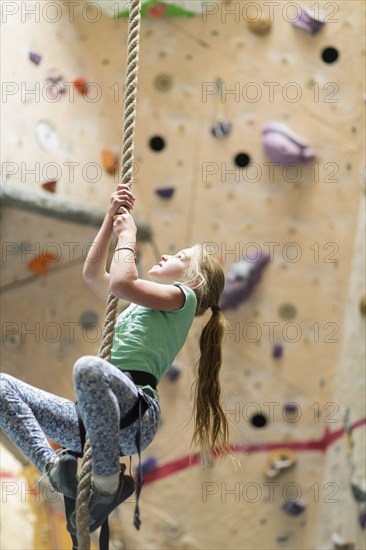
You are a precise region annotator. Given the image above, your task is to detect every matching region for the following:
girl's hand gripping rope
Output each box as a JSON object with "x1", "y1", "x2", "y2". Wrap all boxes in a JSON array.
[{"x1": 108, "y1": 184, "x2": 135, "y2": 220}]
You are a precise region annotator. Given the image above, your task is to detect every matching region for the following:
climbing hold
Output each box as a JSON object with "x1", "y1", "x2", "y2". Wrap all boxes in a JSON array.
[
  {"x1": 140, "y1": 456, "x2": 158, "y2": 474},
  {"x1": 282, "y1": 500, "x2": 306, "y2": 516},
  {"x1": 262, "y1": 121, "x2": 315, "y2": 165},
  {"x1": 165, "y1": 523, "x2": 183, "y2": 540},
  {"x1": 350, "y1": 478, "x2": 366, "y2": 504},
  {"x1": 211, "y1": 120, "x2": 232, "y2": 139},
  {"x1": 264, "y1": 448, "x2": 297, "y2": 478},
  {"x1": 359, "y1": 293, "x2": 366, "y2": 315},
  {"x1": 278, "y1": 303, "x2": 296, "y2": 320},
  {"x1": 284, "y1": 402, "x2": 299, "y2": 416},
  {"x1": 73, "y1": 77, "x2": 88, "y2": 95},
  {"x1": 276, "y1": 531, "x2": 295, "y2": 547},
  {"x1": 147, "y1": 2, "x2": 167, "y2": 18},
  {"x1": 154, "y1": 73, "x2": 173, "y2": 92},
  {"x1": 331, "y1": 533, "x2": 356, "y2": 550},
  {"x1": 220, "y1": 253, "x2": 270, "y2": 310},
  {"x1": 45, "y1": 70, "x2": 66, "y2": 99},
  {"x1": 36, "y1": 120, "x2": 60, "y2": 152},
  {"x1": 359, "y1": 511, "x2": 366, "y2": 530},
  {"x1": 29, "y1": 51, "x2": 42, "y2": 65},
  {"x1": 27, "y1": 253, "x2": 58, "y2": 276},
  {"x1": 101, "y1": 149, "x2": 119, "y2": 175},
  {"x1": 292, "y1": 7, "x2": 325, "y2": 35},
  {"x1": 247, "y1": 15, "x2": 271, "y2": 35},
  {"x1": 165, "y1": 363, "x2": 181, "y2": 382},
  {"x1": 4, "y1": 331, "x2": 22, "y2": 351},
  {"x1": 79, "y1": 311, "x2": 99, "y2": 329},
  {"x1": 41, "y1": 181, "x2": 57, "y2": 193},
  {"x1": 272, "y1": 343, "x2": 283, "y2": 359},
  {"x1": 155, "y1": 187, "x2": 175, "y2": 199}
]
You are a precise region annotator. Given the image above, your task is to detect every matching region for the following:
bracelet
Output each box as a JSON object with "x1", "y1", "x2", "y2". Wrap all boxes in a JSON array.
[{"x1": 114, "y1": 246, "x2": 137, "y2": 260}]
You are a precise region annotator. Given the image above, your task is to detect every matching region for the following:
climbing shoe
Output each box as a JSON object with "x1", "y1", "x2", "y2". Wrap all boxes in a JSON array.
[
  {"x1": 46, "y1": 453, "x2": 79, "y2": 500},
  {"x1": 68, "y1": 464, "x2": 135, "y2": 534}
]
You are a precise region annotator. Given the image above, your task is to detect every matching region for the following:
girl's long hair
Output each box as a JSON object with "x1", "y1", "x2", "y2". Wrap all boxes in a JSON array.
[{"x1": 182, "y1": 243, "x2": 230, "y2": 460}]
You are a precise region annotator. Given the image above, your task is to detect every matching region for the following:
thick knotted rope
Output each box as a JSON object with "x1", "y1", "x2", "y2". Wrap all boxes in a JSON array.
[{"x1": 75, "y1": 1, "x2": 142, "y2": 548}]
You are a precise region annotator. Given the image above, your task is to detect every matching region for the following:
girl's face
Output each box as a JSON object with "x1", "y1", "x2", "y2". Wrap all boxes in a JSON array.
[{"x1": 148, "y1": 248, "x2": 194, "y2": 284}]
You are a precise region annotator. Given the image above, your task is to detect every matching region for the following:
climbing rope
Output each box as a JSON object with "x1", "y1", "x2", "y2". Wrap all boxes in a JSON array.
[{"x1": 75, "y1": 1, "x2": 142, "y2": 548}]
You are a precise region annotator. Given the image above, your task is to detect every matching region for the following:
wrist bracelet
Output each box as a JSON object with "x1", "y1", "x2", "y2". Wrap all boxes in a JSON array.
[{"x1": 114, "y1": 246, "x2": 137, "y2": 260}]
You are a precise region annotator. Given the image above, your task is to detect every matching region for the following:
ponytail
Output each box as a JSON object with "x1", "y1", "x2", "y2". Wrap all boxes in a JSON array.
[
  {"x1": 191, "y1": 307, "x2": 230, "y2": 459},
  {"x1": 182, "y1": 243, "x2": 230, "y2": 460}
]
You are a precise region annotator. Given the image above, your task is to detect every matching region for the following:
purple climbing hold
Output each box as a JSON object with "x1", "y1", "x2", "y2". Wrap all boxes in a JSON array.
[
  {"x1": 284, "y1": 403, "x2": 298, "y2": 415},
  {"x1": 211, "y1": 120, "x2": 232, "y2": 139},
  {"x1": 165, "y1": 363, "x2": 181, "y2": 382},
  {"x1": 262, "y1": 121, "x2": 315, "y2": 165},
  {"x1": 155, "y1": 187, "x2": 175, "y2": 199},
  {"x1": 140, "y1": 456, "x2": 158, "y2": 475},
  {"x1": 29, "y1": 52, "x2": 42, "y2": 65},
  {"x1": 292, "y1": 7, "x2": 325, "y2": 35},
  {"x1": 282, "y1": 500, "x2": 306, "y2": 516},
  {"x1": 272, "y1": 343, "x2": 283, "y2": 359},
  {"x1": 359, "y1": 511, "x2": 366, "y2": 530},
  {"x1": 219, "y1": 252, "x2": 270, "y2": 311}
]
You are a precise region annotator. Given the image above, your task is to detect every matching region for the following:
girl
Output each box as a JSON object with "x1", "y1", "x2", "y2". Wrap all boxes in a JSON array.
[{"x1": 0, "y1": 184, "x2": 229, "y2": 531}]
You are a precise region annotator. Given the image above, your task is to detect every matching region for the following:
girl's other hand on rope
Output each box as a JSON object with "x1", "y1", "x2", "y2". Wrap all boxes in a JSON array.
[
  {"x1": 113, "y1": 206, "x2": 137, "y2": 238},
  {"x1": 108, "y1": 185, "x2": 135, "y2": 219}
]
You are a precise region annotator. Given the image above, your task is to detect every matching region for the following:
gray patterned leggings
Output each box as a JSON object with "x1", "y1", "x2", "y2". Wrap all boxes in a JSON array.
[{"x1": 0, "y1": 356, "x2": 160, "y2": 476}]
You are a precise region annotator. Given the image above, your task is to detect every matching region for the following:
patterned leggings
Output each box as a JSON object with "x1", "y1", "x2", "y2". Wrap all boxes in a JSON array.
[{"x1": 0, "y1": 356, "x2": 160, "y2": 476}]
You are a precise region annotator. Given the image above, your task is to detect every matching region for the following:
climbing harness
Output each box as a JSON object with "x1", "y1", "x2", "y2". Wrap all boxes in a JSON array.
[{"x1": 64, "y1": 371, "x2": 157, "y2": 549}]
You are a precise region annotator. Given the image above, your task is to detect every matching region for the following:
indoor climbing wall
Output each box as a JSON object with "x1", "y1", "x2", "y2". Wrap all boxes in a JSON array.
[{"x1": 1, "y1": 1, "x2": 365, "y2": 549}]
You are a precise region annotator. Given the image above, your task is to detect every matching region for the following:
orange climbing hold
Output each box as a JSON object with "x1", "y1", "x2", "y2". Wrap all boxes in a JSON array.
[
  {"x1": 27, "y1": 253, "x2": 58, "y2": 276},
  {"x1": 73, "y1": 77, "x2": 88, "y2": 95},
  {"x1": 264, "y1": 448, "x2": 297, "y2": 478},
  {"x1": 101, "y1": 149, "x2": 119, "y2": 175}
]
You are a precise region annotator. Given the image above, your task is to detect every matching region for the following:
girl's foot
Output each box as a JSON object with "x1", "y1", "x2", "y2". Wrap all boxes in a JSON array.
[
  {"x1": 45, "y1": 453, "x2": 79, "y2": 499},
  {"x1": 68, "y1": 465, "x2": 135, "y2": 534}
]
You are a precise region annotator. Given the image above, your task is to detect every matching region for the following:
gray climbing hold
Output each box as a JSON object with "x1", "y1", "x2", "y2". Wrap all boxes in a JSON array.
[{"x1": 211, "y1": 120, "x2": 232, "y2": 139}]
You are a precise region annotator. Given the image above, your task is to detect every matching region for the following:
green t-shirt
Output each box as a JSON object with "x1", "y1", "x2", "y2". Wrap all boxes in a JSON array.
[{"x1": 110, "y1": 282, "x2": 197, "y2": 401}]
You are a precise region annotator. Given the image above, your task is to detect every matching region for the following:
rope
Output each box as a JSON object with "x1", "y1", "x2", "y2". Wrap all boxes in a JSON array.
[{"x1": 75, "y1": 1, "x2": 142, "y2": 548}]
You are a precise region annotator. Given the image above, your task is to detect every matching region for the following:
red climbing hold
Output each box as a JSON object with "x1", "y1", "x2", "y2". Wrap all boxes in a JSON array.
[
  {"x1": 147, "y1": 2, "x2": 167, "y2": 18},
  {"x1": 73, "y1": 77, "x2": 88, "y2": 95},
  {"x1": 41, "y1": 181, "x2": 57, "y2": 193}
]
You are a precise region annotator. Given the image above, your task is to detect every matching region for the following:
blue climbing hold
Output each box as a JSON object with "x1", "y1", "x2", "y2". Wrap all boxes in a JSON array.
[
  {"x1": 272, "y1": 343, "x2": 283, "y2": 359},
  {"x1": 155, "y1": 187, "x2": 175, "y2": 199},
  {"x1": 282, "y1": 500, "x2": 306, "y2": 516},
  {"x1": 140, "y1": 456, "x2": 158, "y2": 475}
]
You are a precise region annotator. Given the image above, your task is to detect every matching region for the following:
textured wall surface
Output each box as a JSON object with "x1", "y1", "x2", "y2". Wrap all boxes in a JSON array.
[{"x1": 1, "y1": 1, "x2": 365, "y2": 549}]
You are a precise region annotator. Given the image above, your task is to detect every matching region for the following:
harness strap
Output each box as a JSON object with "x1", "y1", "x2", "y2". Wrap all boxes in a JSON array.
[{"x1": 66, "y1": 377, "x2": 155, "y2": 548}]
